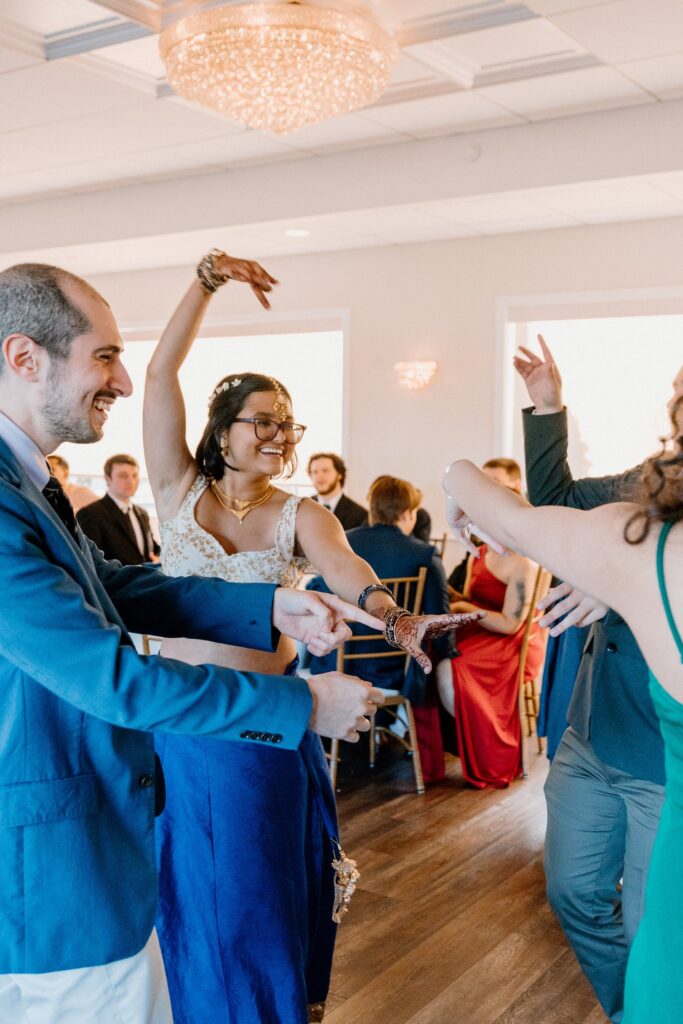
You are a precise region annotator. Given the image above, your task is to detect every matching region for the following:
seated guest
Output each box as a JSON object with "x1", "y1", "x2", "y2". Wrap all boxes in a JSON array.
[
  {"x1": 436, "y1": 458, "x2": 544, "y2": 788},
  {"x1": 77, "y1": 453, "x2": 160, "y2": 564},
  {"x1": 370, "y1": 474, "x2": 433, "y2": 543},
  {"x1": 308, "y1": 475, "x2": 453, "y2": 700},
  {"x1": 307, "y1": 451, "x2": 368, "y2": 529},
  {"x1": 47, "y1": 453, "x2": 98, "y2": 512}
]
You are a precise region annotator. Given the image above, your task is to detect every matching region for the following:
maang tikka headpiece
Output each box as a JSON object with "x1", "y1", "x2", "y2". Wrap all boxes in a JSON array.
[{"x1": 269, "y1": 377, "x2": 288, "y2": 419}]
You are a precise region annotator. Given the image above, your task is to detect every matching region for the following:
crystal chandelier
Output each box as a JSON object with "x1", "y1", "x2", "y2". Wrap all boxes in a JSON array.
[{"x1": 159, "y1": 2, "x2": 399, "y2": 135}]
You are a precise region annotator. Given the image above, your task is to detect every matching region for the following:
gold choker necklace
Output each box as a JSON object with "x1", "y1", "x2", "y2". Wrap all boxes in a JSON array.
[{"x1": 210, "y1": 481, "x2": 274, "y2": 524}]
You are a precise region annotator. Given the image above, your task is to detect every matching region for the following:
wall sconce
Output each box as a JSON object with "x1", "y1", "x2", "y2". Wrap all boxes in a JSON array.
[{"x1": 394, "y1": 360, "x2": 438, "y2": 390}]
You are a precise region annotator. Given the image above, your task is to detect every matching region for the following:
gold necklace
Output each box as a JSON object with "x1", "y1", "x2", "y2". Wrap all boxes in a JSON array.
[{"x1": 210, "y1": 480, "x2": 274, "y2": 524}]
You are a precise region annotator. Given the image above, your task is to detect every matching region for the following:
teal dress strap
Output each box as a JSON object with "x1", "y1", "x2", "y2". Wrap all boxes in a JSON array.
[{"x1": 656, "y1": 521, "x2": 683, "y2": 662}]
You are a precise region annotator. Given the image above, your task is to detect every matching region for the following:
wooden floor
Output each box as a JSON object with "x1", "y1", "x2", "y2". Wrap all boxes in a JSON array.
[{"x1": 325, "y1": 740, "x2": 608, "y2": 1024}]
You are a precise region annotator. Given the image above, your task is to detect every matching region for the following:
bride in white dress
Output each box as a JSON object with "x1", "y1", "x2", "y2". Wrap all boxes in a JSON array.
[{"x1": 143, "y1": 248, "x2": 478, "y2": 1024}]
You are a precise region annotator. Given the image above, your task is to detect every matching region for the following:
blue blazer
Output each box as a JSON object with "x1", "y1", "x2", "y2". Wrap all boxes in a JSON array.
[
  {"x1": 0, "y1": 440, "x2": 312, "y2": 973},
  {"x1": 307, "y1": 523, "x2": 452, "y2": 703}
]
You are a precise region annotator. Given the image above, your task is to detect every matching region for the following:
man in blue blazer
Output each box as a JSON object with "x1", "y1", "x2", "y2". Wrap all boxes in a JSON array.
[{"x1": 0, "y1": 263, "x2": 384, "y2": 1022}]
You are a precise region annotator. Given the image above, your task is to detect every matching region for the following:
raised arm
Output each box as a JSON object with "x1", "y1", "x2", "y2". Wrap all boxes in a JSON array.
[
  {"x1": 143, "y1": 251, "x2": 278, "y2": 519},
  {"x1": 516, "y1": 335, "x2": 641, "y2": 508}
]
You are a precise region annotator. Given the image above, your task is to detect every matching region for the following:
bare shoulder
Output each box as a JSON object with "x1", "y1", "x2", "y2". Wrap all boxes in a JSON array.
[{"x1": 296, "y1": 495, "x2": 329, "y2": 522}]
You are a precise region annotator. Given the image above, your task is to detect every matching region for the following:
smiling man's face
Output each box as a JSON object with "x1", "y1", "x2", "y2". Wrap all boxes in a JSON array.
[{"x1": 39, "y1": 283, "x2": 132, "y2": 446}]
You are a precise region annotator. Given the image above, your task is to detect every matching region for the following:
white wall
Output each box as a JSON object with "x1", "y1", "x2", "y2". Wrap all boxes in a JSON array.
[{"x1": 88, "y1": 215, "x2": 683, "y2": 565}]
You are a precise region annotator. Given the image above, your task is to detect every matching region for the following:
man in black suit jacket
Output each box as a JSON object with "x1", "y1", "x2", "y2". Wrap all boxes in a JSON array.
[
  {"x1": 307, "y1": 451, "x2": 368, "y2": 530},
  {"x1": 77, "y1": 453, "x2": 160, "y2": 565}
]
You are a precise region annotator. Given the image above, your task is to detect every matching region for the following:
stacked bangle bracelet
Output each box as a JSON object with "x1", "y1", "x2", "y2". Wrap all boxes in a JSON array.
[
  {"x1": 383, "y1": 606, "x2": 410, "y2": 649},
  {"x1": 197, "y1": 249, "x2": 230, "y2": 294}
]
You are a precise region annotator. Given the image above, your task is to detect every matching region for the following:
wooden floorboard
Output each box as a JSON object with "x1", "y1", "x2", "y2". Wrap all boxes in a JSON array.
[{"x1": 327, "y1": 741, "x2": 609, "y2": 1024}]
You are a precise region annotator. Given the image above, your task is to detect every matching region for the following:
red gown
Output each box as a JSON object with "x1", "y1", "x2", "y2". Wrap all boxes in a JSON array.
[{"x1": 449, "y1": 548, "x2": 544, "y2": 789}]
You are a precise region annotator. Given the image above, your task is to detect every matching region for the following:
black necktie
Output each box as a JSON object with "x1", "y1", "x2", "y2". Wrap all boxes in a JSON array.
[{"x1": 42, "y1": 475, "x2": 77, "y2": 537}]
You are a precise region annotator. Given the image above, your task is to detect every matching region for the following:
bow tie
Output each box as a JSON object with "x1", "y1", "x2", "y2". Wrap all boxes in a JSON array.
[{"x1": 42, "y1": 475, "x2": 77, "y2": 537}]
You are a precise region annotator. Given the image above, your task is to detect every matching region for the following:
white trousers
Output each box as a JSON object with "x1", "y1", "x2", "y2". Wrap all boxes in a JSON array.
[{"x1": 0, "y1": 930, "x2": 173, "y2": 1024}]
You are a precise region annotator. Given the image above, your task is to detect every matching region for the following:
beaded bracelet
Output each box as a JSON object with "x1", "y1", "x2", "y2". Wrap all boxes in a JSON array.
[
  {"x1": 383, "y1": 606, "x2": 410, "y2": 649},
  {"x1": 197, "y1": 249, "x2": 230, "y2": 294},
  {"x1": 357, "y1": 582, "x2": 393, "y2": 611}
]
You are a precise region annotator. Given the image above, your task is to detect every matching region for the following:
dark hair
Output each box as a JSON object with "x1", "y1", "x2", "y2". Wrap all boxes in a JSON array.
[
  {"x1": 307, "y1": 452, "x2": 347, "y2": 486},
  {"x1": 483, "y1": 457, "x2": 521, "y2": 481},
  {"x1": 104, "y1": 453, "x2": 138, "y2": 477},
  {"x1": 0, "y1": 263, "x2": 105, "y2": 376},
  {"x1": 196, "y1": 373, "x2": 297, "y2": 480},
  {"x1": 368, "y1": 475, "x2": 422, "y2": 526},
  {"x1": 625, "y1": 395, "x2": 683, "y2": 543}
]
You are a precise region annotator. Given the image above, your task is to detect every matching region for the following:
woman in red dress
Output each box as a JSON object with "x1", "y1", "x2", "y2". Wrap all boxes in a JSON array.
[{"x1": 437, "y1": 460, "x2": 544, "y2": 788}]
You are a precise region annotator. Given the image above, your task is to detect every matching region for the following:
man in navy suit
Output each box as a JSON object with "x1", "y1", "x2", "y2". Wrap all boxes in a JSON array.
[{"x1": 0, "y1": 262, "x2": 384, "y2": 1023}]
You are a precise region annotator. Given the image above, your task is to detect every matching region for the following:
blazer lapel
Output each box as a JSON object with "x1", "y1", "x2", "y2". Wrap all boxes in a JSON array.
[{"x1": 0, "y1": 449, "x2": 131, "y2": 638}]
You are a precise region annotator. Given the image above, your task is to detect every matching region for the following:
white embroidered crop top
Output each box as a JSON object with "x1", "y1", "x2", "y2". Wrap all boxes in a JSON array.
[{"x1": 160, "y1": 475, "x2": 311, "y2": 588}]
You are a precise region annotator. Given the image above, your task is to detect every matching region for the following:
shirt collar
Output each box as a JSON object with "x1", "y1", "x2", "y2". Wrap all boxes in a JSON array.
[
  {"x1": 0, "y1": 411, "x2": 50, "y2": 490},
  {"x1": 108, "y1": 491, "x2": 133, "y2": 513},
  {"x1": 321, "y1": 490, "x2": 343, "y2": 512}
]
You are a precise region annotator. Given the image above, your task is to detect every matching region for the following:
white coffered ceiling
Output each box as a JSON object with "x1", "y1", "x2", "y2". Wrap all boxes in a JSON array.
[{"x1": 0, "y1": 0, "x2": 681, "y2": 269}]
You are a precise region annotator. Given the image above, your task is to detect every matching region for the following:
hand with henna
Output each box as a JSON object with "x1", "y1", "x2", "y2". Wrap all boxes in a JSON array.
[
  {"x1": 392, "y1": 610, "x2": 487, "y2": 673},
  {"x1": 214, "y1": 252, "x2": 279, "y2": 309}
]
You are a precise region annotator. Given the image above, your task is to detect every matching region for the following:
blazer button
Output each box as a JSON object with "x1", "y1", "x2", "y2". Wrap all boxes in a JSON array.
[
  {"x1": 606, "y1": 642, "x2": 618, "y2": 654},
  {"x1": 272, "y1": 734, "x2": 283, "y2": 744},
  {"x1": 138, "y1": 773, "x2": 154, "y2": 789}
]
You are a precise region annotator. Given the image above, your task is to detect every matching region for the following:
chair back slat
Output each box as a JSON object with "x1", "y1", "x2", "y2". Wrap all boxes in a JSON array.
[{"x1": 518, "y1": 565, "x2": 553, "y2": 774}]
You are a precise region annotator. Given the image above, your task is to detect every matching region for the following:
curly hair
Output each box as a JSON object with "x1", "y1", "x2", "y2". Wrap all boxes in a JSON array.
[
  {"x1": 195, "y1": 372, "x2": 297, "y2": 481},
  {"x1": 625, "y1": 394, "x2": 683, "y2": 543}
]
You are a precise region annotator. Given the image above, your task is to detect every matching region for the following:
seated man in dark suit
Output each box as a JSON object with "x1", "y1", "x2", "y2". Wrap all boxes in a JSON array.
[
  {"x1": 77, "y1": 453, "x2": 160, "y2": 565},
  {"x1": 307, "y1": 475, "x2": 453, "y2": 701},
  {"x1": 307, "y1": 451, "x2": 368, "y2": 530}
]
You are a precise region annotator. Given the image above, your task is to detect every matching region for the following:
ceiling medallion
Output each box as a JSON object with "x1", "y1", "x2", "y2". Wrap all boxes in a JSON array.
[{"x1": 159, "y1": 2, "x2": 399, "y2": 135}]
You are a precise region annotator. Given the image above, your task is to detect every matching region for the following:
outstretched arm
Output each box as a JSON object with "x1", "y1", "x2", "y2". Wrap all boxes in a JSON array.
[
  {"x1": 443, "y1": 460, "x2": 631, "y2": 620},
  {"x1": 296, "y1": 499, "x2": 483, "y2": 672},
  {"x1": 143, "y1": 251, "x2": 278, "y2": 519}
]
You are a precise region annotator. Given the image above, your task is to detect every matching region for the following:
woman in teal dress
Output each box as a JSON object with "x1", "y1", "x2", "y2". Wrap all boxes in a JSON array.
[{"x1": 441, "y1": 383, "x2": 682, "y2": 1023}]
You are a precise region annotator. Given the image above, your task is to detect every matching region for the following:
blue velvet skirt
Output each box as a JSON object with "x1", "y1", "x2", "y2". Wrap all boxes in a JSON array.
[{"x1": 154, "y1": 664, "x2": 338, "y2": 1024}]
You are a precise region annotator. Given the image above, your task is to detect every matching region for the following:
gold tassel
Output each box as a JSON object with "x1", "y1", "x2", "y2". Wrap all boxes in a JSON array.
[{"x1": 331, "y1": 847, "x2": 360, "y2": 924}]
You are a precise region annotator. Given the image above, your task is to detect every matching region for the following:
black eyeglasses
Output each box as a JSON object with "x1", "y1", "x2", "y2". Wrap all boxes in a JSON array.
[{"x1": 233, "y1": 417, "x2": 307, "y2": 444}]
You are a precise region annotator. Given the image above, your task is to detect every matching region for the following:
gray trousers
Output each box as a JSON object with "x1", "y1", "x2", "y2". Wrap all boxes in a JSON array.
[{"x1": 544, "y1": 727, "x2": 665, "y2": 1024}]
